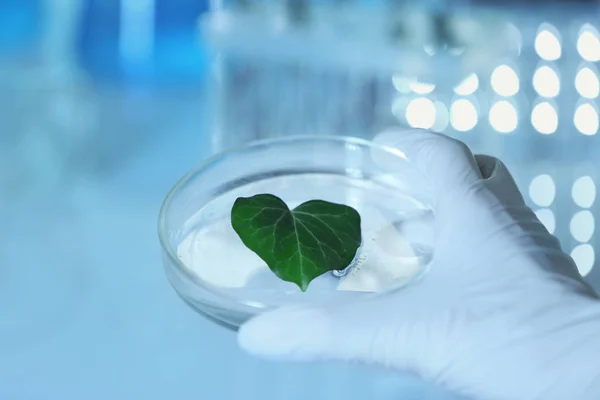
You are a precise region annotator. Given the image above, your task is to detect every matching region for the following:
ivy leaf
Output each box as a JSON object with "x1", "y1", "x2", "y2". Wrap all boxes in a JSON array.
[{"x1": 231, "y1": 194, "x2": 362, "y2": 291}]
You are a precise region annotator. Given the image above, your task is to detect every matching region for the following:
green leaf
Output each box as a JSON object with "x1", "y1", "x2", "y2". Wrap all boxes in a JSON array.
[{"x1": 231, "y1": 194, "x2": 362, "y2": 291}]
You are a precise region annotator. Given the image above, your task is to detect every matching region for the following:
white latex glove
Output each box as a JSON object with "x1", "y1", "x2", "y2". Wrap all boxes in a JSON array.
[{"x1": 238, "y1": 130, "x2": 600, "y2": 400}]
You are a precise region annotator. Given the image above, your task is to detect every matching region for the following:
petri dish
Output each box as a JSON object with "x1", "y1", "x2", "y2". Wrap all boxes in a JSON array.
[{"x1": 158, "y1": 136, "x2": 434, "y2": 330}]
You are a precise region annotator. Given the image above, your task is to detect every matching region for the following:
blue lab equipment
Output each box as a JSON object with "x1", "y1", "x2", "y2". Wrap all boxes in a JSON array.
[
  {"x1": 75, "y1": 0, "x2": 211, "y2": 85},
  {"x1": 0, "y1": 0, "x2": 42, "y2": 54}
]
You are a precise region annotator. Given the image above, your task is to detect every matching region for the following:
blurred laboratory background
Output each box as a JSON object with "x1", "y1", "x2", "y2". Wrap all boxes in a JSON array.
[{"x1": 1, "y1": 0, "x2": 599, "y2": 399}]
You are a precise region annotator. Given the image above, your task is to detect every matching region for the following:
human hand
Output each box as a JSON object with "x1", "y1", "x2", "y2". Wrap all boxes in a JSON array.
[{"x1": 238, "y1": 130, "x2": 600, "y2": 400}]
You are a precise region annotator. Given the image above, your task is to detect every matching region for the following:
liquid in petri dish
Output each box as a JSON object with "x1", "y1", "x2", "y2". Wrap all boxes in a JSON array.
[{"x1": 177, "y1": 173, "x2": 433, "y2": 308}]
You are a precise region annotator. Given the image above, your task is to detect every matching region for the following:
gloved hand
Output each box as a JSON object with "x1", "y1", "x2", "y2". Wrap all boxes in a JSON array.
[{"x1": 237, "y1": 129, "x2": 600, "y2": 400}]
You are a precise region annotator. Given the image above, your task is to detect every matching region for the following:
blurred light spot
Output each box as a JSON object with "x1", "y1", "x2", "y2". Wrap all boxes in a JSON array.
[
  {"x1": 577, "y1": 25, "x2": 600, "y2": 62},
  {"x1": 532, "y1": 66, "x2": 560, "y2": 98},
  {"x1": 432, "y1": 101, "x2": 449, "y2": 132},
  {"x1": 424, "y1": 45, "x2": 436, "y2": 56},
  {"x1": 529, "y1": 174, "x2": 556, "y2": 207},
  {"x1": 454, "y1": 74, "x2": 479, "y2": 96},
  {"x1": 574, "y1": 103, "x2": 599, "y2": 135},
  {"x1": 392, "y1": 75, "x2": 412, "y2": 94},
  {"x1": 406, "y1": 98, "x2": 436, "y2": 129},
  {"x1": 531, "y1": 102, "x2": 558, "y2": 134},
  {"x1": 489, "y1": 100, "x2": 518, "y2": 133},
  {"x1": 571, "y1": 244, "x2": 595, "y2": 277},
  {"x1": 535, "y1": 209, "x2": 556, "y2": 234},
  {"x1": 491, "y1": 65, "x2": 520, "y2": 96},
  {"x1": 575, "y1": 67, "x2": 600, "y2": 99},
  {"x1": 570, "y1": 210, "x2": 595, "y2": 242},
  {"x1": 535, "y1": 27, "x2": 562, "y2": 61},
  {"x1": 450, "y1": 99, "x2": 478, "y2": 132},
  {"x1": 572, "y1": 176, "x2": 596, "y2": 208},
  {"x1": 409, "y1": 81, "x2": 436, "y2": 94}
]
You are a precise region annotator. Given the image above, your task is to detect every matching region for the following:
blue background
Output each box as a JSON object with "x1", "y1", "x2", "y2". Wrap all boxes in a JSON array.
[{"x1": 2, "y1": 1, "x2": 599, "y2": 399}]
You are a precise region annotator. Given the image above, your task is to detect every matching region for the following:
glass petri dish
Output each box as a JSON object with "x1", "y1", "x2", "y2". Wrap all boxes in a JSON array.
[{"x1": 158, "y1": 136, "x2": 434, "y2": 330}]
